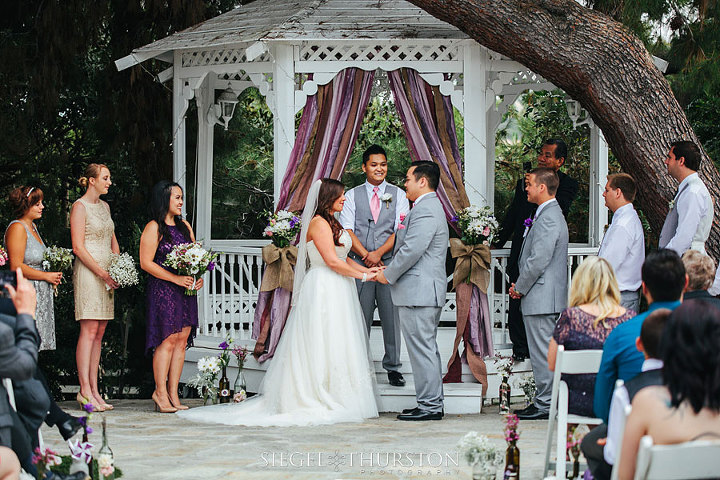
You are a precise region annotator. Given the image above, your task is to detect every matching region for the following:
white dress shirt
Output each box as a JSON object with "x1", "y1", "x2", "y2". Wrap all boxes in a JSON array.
[
  {"x1": 604, "y1": 358, "x2": 664, "y2": 464},
  {"x1": 659, "y1": 172, "x2": 713, "y2": 255},
  {"x1": 339, "y1": 180, "x2": 410, "y2": 232},
  {"x1": 598, "y1": 204, "x2": 645, "y2": 291}
]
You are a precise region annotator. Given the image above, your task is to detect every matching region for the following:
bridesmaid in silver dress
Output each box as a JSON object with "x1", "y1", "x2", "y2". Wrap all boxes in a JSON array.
[{"x1": 4, "y1": 186, "x2": 63, "y2": 351}]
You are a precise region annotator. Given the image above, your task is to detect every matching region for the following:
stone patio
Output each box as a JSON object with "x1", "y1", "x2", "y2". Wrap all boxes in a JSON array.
[{"x1": 42, "y1": 399, "x2": 554, "y2": 479}]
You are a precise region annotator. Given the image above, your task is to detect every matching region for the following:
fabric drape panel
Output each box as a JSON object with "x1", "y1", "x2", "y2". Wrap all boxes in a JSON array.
[
  {"x1": 389, "y1": 68, "x2": 493, "y2": 389},
  {"x1": 253, "y1": 68, "x2": 375, "y2": 362}
]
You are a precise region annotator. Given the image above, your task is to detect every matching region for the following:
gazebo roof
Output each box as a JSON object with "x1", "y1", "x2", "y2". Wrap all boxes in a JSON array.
[{"x1": 119, "y1": 0, "x2": 469, "y2": 69}]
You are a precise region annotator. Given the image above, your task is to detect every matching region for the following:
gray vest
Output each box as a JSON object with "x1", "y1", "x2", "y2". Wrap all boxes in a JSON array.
[{"x1": 352, "y1": 184, "x2": 398, "y2": 261}]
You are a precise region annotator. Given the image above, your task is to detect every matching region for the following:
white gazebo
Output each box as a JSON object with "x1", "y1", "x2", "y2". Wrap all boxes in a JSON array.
[{"x1": 116, "y1": 0, "x2": 610, "y2": 411}]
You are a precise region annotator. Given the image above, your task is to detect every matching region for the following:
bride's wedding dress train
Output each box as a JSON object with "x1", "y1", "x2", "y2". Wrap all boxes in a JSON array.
[{"x1": 177, "y1": 231, "x2": 379, "y2": 426}]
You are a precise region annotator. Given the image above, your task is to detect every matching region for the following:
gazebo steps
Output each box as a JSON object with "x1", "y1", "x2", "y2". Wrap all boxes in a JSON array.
[{"x1": 184, "y1": 326, "x2": 532, "y2": 409}]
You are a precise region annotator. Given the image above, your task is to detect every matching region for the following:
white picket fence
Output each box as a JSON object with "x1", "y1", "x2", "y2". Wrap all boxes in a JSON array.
[{"x1": 197, "y1": 239, "x2": 599, "y2": 347}]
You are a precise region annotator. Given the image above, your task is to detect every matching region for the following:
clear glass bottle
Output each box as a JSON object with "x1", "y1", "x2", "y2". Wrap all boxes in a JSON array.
[
  {"x1": 499, "y1": 375, "x2": 511, "y2": 414},
  {"x1": 97, "y1": 417, "x2": 114, "y2": 480}
]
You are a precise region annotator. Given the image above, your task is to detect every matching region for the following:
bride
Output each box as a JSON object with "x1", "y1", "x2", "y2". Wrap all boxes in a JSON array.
[{"x1": 178, "y1": 179, "x2": 381, "y2": 426}]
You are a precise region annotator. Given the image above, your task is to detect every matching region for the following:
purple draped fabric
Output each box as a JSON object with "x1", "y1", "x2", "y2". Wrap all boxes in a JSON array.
[{"x1": 253, "y1": 68, "x2": 375, "y2": 361}]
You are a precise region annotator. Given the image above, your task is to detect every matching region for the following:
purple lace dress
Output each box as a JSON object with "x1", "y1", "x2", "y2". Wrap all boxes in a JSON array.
[
  {"x1": 552, "y1": 306, "x2": 635, "y2": 416},
  {"x1": 145, "y1": 224, "x2": 198, "y2": 354}
]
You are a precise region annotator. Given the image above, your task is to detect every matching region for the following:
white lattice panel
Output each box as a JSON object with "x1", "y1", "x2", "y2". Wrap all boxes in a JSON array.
[
  {"x1": 182, "y1": 48, "x2": 273, "y2": 67},
  {"x1": 299, "y1": 42, "x2": 461, "y2": 63}
]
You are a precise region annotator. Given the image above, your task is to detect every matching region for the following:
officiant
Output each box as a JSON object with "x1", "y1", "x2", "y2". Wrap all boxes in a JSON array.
[{"x1": 340, "y1": 145, "x2": 409, "y2": 387}]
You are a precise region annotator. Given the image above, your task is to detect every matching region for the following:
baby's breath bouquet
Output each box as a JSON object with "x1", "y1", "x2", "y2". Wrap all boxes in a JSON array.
[
  {"x1": 457, "y1": 431, "x2": 503, "y2": 477},
  {"x1": 452, "y1": 205, "x2": 499, "y2": 246},
  {"x1": 163, "y1": 242, "x2": 218, "y2": 295},
  {"x1": 262, "y1": 210, "x2": 301, "y2": 248},
  {"x1": 187, "y1": 355, "x2": 222, "y2": 404},
  {"x1": 106, "y1": 252, "x2": 139, "y2": 290}
]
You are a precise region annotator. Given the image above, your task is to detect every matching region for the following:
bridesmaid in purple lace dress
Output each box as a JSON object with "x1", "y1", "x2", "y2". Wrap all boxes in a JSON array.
[
  {"x1": 547, "y1": 256, "x2": 635, "y2": 417},
  {"x1": 139, "y1": 181, "x2": 203, "y2": 413}
]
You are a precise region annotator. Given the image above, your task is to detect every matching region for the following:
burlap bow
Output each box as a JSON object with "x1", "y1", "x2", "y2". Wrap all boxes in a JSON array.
[
  {"x1": 259, "y1": 244, "x2": 298, "y2": 292},
  {"x1": 450, "y1": 238, "x2": 491, "y2": 293}
]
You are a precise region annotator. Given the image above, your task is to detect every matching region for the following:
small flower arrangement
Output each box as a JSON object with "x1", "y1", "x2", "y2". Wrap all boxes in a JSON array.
[
  {"x1": 380, "y1": 192, "x2": 393, "y2": 208},
  {"x1": 98, "y1": 452, "x2": 115, "y2": 478},
  {"x1": 42, "y1": 246, "x2": 74, "y2": 272},
  {"x1": 187, "y1": 355, "x2": 221, "y2": 404},
  {"x1": 0, "y1": 246, "x2": 8, "y2": 266},
  {"x1": 494, "y1": 353, "x2": 514, "y2": 378},
  {"x1": 163, "y1": 242, "x2": 218, "y2": 295},
  {"x1": 452, "y1": 205, "x2": 499, "y2": 246},
  {"x1": 218, "y1": 336, "x2": 233, "y2": 369},
  {"x1": 32, "y1": 447, "x2": 62, "y2": 479},
  {"x1": 232, "y1": 344, "x2": 250, "y2": 370},
  {"x1": 504, "y1": 414, "x2": 520, "y2": 444},
  {"x1": 233, "y1": 390, "x2": 247, "y2": 403},
  {"x1": 518, "y1": 374, "x2": 536, "y2": 406},
  {"x1": 457, "y1": 431, "x2": 504, "y2": 467},
  {"x1": 262, "y1": 210, "x2": 302, "y2": 248},
  {"x1": 106, "y1": 252, "x2": 139, "y2": 290}
]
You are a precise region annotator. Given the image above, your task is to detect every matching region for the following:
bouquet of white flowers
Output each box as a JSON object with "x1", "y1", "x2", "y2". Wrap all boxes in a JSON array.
[
  {"x1": 163, "y1": 242, "x2": 218, "y2": 295},
  {"x1": 187, "y1": 355, "x2": 222, "y2": 405},
  {"x1": 106, "y1": 252, "x2": 139, "y2": 290},
  {"x1": 452, "y1": 205, "x2": 499, "y2": 246},
  {"x1": 42, "y1": 246, "x2": 74, "y2": 272},
  {"x1": 518, "y1": 373, "x2": 536, "y2": 407},
  {"x1": 262, "y1": 210, "x2": 301, "y2": 248},
  {"x1": 457, "y1": 431, "x2": 503, "y2": 469}
]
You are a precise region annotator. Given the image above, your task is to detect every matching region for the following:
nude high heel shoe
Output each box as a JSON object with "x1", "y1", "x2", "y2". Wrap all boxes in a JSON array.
[
  {"x1": 77, "y1": 393, "x2": 104, "y2": 412},
  {"x1": 151, "y1": 392, "x2": 178, "y2": 413}
]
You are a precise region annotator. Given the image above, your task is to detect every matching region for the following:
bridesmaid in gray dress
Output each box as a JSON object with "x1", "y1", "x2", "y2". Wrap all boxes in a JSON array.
[{"x1": 4, "y1": 186, "x2": 63, "y2": 350}]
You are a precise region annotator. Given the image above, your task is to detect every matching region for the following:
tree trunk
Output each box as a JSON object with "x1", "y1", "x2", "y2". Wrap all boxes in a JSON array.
[{"x1": 408, "y1": 0, "x2": 720, "y2": 257}]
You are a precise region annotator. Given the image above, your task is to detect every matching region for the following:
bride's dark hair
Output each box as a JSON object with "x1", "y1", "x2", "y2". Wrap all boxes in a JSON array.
[{"x1": 315, "y1": 178, "x2": 345, "y2": 246}]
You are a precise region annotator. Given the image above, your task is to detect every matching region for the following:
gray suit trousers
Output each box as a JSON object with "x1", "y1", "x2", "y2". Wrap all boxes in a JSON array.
[
  {"x1": 397, "y1": 305, "x2": 444, "y2": 413},
  {"x1": 524, "y1": 312, "x2": 558, "y2": 412},
  {"x1": 619, "y1": 290, "x2": 640, "y2": 313},
  {"x1": 356, "y1": 279, "x2": 402, "y2": 372}
]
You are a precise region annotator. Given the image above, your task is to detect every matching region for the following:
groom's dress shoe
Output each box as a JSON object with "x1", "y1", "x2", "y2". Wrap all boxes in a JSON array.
[
  {"x1": 516, "y1": 404, "x2": 549, "y2": 420},
  {"x1": 397, "y1": 409, "x2": 443, "y2": 421},
  {"x1": 402, "y1": 407, "x2": 445, "y2": 417},
  {"x1": 513, "y1": 404, "x2": 534, "y2": 415},
  {"x1": 57, "y1": 415, "x2": 83, "y2": 441},
  {"x1": 388, "y1": 371, "x2": 406, "y2": 387}
]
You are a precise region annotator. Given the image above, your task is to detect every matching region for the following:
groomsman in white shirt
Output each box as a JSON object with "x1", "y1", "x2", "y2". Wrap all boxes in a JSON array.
[
  {"x1": 598, "y1": 173, "x2": 645, "y2": 312},
  {"x1": 339, "y1": 145, "x2": 410, "y2": 387},
  {"x1": 657, "y1": 141, "x2": 717, "y2": 293}
]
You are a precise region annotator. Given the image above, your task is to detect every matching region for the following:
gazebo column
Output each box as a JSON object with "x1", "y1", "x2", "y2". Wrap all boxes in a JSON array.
[
  {"x1": 463, "y1": 43, "x2": 490, "y2": 207},
  {"x1": 195, "y1": 74, "x2": 215, "y2": 242},
  {"x1": 172, "y1": 51, "x2": 190, "y2": 213},
  {"x1": 272, "y1": 44, "x2": 296, "y2": 207},
  {"x1": 589, "y1": 125, "x2": 609, "y2": 246}
]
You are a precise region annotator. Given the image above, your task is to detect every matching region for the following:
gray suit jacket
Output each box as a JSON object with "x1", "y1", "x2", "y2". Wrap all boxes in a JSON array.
[
  {"x1": 0, "y1": 313, "x2": 39, "y2": 447},
  {"x1": 384, "y1": 192, "x2": 449, "y2": 307},
  {"x1": 515, "y1": 200, "x2": 569, "y2": 316}
]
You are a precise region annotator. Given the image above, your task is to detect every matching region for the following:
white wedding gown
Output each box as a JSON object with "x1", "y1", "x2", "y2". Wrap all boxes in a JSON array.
[{"x1": 177, "y1": 231, "x2": 379, "y2": 426}]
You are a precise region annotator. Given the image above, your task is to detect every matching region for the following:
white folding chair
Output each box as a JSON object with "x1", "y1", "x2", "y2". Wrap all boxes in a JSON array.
[
  {"x1": 542, "y1": 345, "x2": 604, "y2": 479},
  {"x1": 609, "y1": 400, "x2": 631, "y2": 480},
  {"x1": 633, "y1": 435, "x2": 720, "y2": 480}
]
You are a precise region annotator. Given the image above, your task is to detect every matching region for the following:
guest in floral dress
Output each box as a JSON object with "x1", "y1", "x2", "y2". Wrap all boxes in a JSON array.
[
  {"x1": 5, "y1": 186, "x2": 62, "y2": 351},
  {"x1": 139, "y1": 181, "x2": 201, "y2": 413},
  {"x1": 71, "y1": 164, "x2": 120, "y2": 412},
  {"x1": 547, "y1": 256, "x2": 635, "y2": 417}
]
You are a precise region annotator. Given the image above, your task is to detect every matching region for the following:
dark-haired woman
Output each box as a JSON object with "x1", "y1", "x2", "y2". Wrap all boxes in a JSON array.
[
  {"x1": 618, "y1": 300, "x2": 720, "y2": 479},
  {"x1": 71, "y1": 163, "x2": 119, "y2": 412},
  {"x1": 178, "y1": 178, "x2": 380, "y2": 426},
  {"x1": 139, "y1": 181, "x2": 202, "y2": 413},
  {"x1": 5, "y1": 186, "x2": 61, "y2": 350}
]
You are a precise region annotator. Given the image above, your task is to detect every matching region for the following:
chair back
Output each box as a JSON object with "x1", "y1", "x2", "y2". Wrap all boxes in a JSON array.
[
  {"x1": 1, "y1": 378, "x2": 16, "y2": 411},
  {"x1": 609, "y1": 389, "x2": 631, "y2": 480},
  {"x1": 633, "y1": 435, "x2": 720, "y2": 480}
]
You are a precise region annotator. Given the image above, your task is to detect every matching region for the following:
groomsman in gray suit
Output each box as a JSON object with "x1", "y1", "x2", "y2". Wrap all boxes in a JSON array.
[
  {"x1": 509, "y1": 167, "x2": 569, "y2": 420},
  {"x1": 340, "y1": 145, "x2": 409, "y2": 387},
  {"x1": 377, "y1": 161, "x2": 449, "y2": 421}
]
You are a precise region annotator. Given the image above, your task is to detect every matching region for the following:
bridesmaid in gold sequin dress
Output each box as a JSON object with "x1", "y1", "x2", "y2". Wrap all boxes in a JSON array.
[{"x1": 71, "y1": 164, "x2": 119, "y2": 412}]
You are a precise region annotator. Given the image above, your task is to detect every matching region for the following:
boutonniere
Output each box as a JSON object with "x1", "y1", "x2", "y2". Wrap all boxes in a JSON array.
[
  {"x1": 668, "y1": 199, "x2": 675, "y2": 210},
  {"x1": 523, "y1": 216, "x2": 533, "y2": 228},
  {"x1": 398, "y1": 213, "x2": 406, "y2": 230},
  {"x1": 380, "y1": 192, "x2": 392, "y2": 209}
]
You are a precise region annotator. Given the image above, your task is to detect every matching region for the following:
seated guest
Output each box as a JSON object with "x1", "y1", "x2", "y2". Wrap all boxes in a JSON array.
[
  {"x1": 593, "y1": 249, "x2": 686, "y2": 423},
  {"x1": 581, "y1": 308, "x2": 670, "y2": 480},
  {"x1": 681, "y1": 250, "x2": 720, "y2": 307},
  {"x1": 618, "y1": 300, "x2": 720, "y2": 479},
  {"x1": 547, "y1": 256, "x2": 634, "y2": 417}
]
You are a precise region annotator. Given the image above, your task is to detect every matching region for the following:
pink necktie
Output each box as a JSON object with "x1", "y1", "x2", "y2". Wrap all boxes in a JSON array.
[{"x1": 370, "y1": 186, "x2": 380, "y2": 223}]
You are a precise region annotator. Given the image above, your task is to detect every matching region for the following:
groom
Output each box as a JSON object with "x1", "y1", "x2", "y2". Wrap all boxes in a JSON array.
[{"x1": 377, "y1": 161, "x2": 449, "y2": 421}]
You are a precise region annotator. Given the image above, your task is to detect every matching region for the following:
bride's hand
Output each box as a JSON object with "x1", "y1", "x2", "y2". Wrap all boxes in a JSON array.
[
  {"x1": 368, "y1": 266, "x2": 385, "y2": 274},
  {"x1": 365, "y1": 271, "x2": 379, "y2": 282}
]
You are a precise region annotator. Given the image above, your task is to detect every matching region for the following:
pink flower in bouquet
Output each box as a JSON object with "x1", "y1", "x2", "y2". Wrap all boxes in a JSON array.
[
  {"x1": 399, "y1": 213, "x2": 406, "y2": 229},
  {"x1": 0, "y1": 247, "x2": 7, "y2": 266}
]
